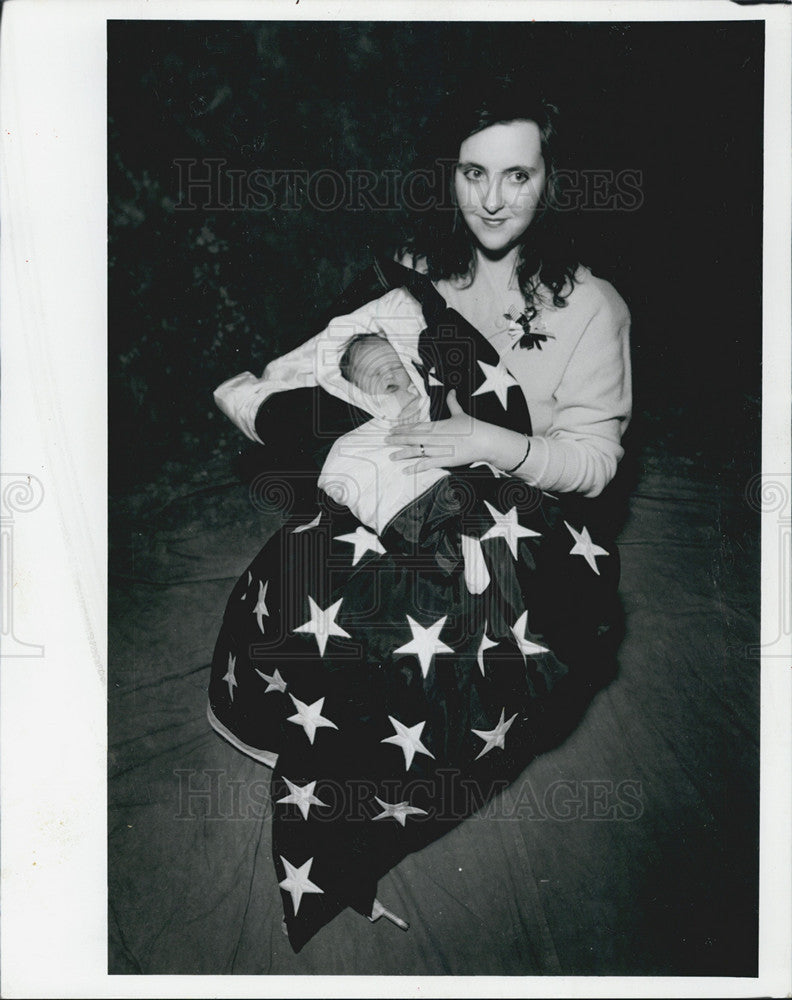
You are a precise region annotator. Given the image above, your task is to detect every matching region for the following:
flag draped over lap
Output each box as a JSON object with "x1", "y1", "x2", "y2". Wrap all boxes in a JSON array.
[{"x1": 208, "y1": 260, "x2": 621, "y2": 951}]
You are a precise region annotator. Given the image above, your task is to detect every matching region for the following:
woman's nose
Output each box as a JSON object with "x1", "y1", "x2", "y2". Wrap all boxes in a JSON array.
[{"x1": 482, "y1": 176, "x2": 504, "y2": 213}]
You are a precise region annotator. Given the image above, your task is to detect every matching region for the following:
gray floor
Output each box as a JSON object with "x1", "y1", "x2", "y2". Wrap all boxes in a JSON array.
[{"x1": 108, "y1": 455, "x2": 759, "y2": 975}]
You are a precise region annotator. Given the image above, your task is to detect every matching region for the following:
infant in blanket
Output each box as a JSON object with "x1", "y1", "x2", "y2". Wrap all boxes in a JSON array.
[
  {"x1": 318, "y1": 332, "x2": 449, "y2": 535},
  {"x1": 339, "y1": 332, "x2": 423, "y2": 424}
]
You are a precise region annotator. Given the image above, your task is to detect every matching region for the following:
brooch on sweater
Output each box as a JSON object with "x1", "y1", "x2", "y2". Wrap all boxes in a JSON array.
[{"x1": 504, "y1": 305, "x2": 555, "y2": 351}]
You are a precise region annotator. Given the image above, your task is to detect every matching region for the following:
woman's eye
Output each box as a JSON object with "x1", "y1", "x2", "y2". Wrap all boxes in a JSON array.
[
  {"x1": 462, "y1": 167, "x2": 483, "y2": 180},
  {"x1": 511, "y1": 171, "x2": 530, "y2": 183}
]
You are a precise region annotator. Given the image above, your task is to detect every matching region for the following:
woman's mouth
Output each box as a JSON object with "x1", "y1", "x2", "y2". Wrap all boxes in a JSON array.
[{"x1": 479, "y1": 217, "x2": 507, "y2": 228}]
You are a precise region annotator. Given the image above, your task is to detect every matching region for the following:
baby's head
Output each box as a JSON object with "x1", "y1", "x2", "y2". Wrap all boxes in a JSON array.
[{"x1": 339, "y1": 332, "x2": 421, "y2": 421}]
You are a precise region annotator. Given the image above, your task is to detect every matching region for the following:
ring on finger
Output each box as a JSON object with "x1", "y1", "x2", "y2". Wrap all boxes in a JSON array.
[{"x1": 419, "y1": 443, "x2": 425, "y2": 456}]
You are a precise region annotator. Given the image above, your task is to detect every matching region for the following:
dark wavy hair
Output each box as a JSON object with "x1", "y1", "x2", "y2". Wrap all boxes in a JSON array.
[{"x1": 398, "y1": 73, "x2": 580, "y2": 313}]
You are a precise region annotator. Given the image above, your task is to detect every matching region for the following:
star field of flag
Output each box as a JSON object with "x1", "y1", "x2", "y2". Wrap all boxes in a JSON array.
[{"x1": 209, "y1": 472, "x2": 619, "y2": 952}]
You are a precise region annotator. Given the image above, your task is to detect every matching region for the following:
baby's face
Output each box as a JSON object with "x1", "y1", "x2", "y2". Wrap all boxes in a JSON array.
[{"x1": 348, "y1": 337, "x2": 421, "y2": 422}]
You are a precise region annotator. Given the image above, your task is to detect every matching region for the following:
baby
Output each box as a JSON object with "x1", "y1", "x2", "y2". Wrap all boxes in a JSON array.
[
  {"x1": 317, "y1": 332, "x2": 449, "y2": 534},
  {"x1": 338, "y1": 332, "x2": 423, "y2": 425}
]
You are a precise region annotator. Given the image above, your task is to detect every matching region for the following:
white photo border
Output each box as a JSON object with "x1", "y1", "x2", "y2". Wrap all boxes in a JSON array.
[{"x1": 1, "y1": 1, "x2": 789, "y2": 997}]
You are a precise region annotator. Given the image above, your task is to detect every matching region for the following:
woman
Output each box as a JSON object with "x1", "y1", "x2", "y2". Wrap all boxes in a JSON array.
[
  {"x1": 209, "y1": 75, "x2": 631, "y2": 953},
  {"x1": 388, "y1": 82, "x2": 631, "y2": 496}
]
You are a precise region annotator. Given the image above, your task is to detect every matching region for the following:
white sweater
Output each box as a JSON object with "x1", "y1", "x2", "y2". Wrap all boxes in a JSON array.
[{"x1": 438, "y1": 266, "x2": 632, "y2": 498}]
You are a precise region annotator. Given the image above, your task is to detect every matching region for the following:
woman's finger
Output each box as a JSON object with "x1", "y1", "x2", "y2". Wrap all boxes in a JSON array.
[
  {"x1": 388, "y1": 426, "x2": 459, "y2": 446},
  {"x1": 402, "y1": 455, "x2": 448, "y2": 475},
  {"x1": 390, "y1": 443, "x2": 454, "y2": 462},
  {"x1": 446, "y1": 389, "x2": 464, "y2": 416},
  {"x1": 388, "y1": 447, "x2": 419, "y2": 461},
  {"x1": 386, "y1": 422, "x2": 434, "y2": 442}
]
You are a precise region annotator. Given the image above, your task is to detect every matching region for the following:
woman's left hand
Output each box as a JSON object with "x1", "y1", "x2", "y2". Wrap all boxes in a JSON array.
[{"x1": 386, "y1": 390, "x2": 493, "y2": 473}]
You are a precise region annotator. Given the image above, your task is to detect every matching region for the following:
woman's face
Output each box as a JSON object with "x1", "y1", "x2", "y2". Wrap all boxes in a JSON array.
[{"x1": 454, "y1": 119, "x2": 547, "y2": 257}]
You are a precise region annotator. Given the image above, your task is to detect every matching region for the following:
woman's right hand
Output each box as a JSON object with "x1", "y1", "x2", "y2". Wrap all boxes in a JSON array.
[{"x1": 386, "y1": 389, "x2": 528, "y2": 474}]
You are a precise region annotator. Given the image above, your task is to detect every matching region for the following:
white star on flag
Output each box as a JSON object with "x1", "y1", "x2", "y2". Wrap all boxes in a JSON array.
[
  {"x1": 471, "y1": 359, "x2": 519, "y2": 410},
  {"x1": 481, "y1": 501, "x2": 541, "y2": 559},
  {"x1": 394, "y1": 614, "x2": 453, "y2": 678},
  {"x1": 252, "y1": 579, "x2": 269, "y2": 633},
  {"x1": 277, "y1": 778, "x2": 328, "y2": 820},
  {"x1": 334, "y1": 526, "x2": 386, "y2": 566},
  {"x1": 472, "y1": 708, "x2": 518, "y2": 759},
  {"x1": 381, "y1": 715, "x2": 435, "y2": 770},
  {"x1": 477, "y1": 624, "x2": 499, "y2": 676},
  {"x1": 278, "y1": 855, "x2": 324, "y2": 915},
  {"x1": 255, "y1": 666, "x2": 287, "y2": 694},
  {"x1": 427, "y1": 366, "x2": 443, "y2": 387},
  {"x1": 511, "y1": 610, "x2": 549, "y2": 660},
  {"x1": 287, "y1": 694, "x2": 338, "y2": 744},
  {"x1": 293, "y1": 596, "x2": 351, "y2": 656},
  {"x1": 564, "y1": 521, "x2": 609, "y2": 575},
  {"x1": 372, "y1": 796, "x2": 428, "y2": 827},
  {"x1": 222, "y1": 653, "x2": 237, "y2": 701},
  {"x1": 292, "y1": 511, "x2": 322, "y2": 534}
]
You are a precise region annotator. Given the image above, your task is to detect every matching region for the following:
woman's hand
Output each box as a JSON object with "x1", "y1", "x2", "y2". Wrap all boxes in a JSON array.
[{"x1": 386, "y1": 390, "x2": 526, "y2": 474}]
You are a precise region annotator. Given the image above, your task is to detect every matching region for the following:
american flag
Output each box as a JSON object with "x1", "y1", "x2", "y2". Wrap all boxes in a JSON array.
[{"x1": 208, "y1": 262, "x2": 620, "y2": 951}]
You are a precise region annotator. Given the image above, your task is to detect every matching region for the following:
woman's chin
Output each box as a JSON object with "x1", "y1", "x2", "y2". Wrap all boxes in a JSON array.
[{"x1": 473, "y1": 234, "x2": 520, "y2": 259}]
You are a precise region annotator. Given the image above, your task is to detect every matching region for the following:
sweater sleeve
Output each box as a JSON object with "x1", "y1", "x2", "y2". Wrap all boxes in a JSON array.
[
  {"x1": 212, "y1": 287, "x2": 423, "y2": 443},
  {"x1": 516, "y1": 289, "x2": 632, "y2": 498},
  {"x1": 213, "y1": 330, "x2": 320, "y2": 444}
]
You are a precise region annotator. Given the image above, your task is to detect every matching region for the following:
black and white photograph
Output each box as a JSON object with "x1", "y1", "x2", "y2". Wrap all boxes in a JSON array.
[
  {"x1": 1, "y1": 1, "x2": 791, "y2": 995},
  {"x1": 107, "y1": 13, "x2": 764, "y2": 974}
]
